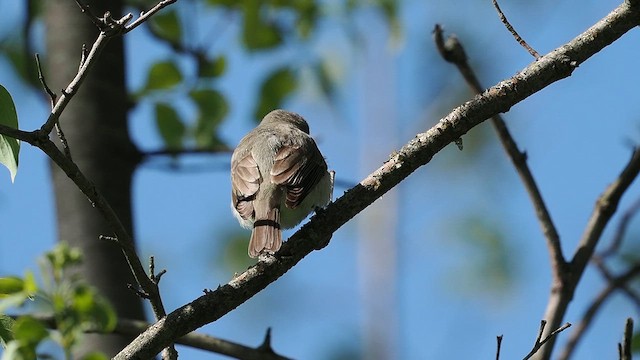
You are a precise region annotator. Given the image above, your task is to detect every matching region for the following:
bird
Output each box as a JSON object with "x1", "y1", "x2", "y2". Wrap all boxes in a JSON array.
[{"x1": 230, "y1": 109, "x2": 333, "y2": 258}]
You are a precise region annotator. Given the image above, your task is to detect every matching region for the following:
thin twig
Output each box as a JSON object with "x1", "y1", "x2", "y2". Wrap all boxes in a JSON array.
[
  {"x1": 74, "y1": 0, "x2": 103, "y2": 29},
  {"x1": 491, "y1": 0, "x2": 540, "y2": 59},
  {"x1": 599, "y1": 195, "x2": 640, "y2": 257},
  {"x1": 35, "y1": 54, "x2": 56, "y2": 106},
  {"x1": 558, "y1": 263, "x2": 640, "y2": 360},
  {"x1": 538, "y1": 148, "x2": 640, "y2": 358},
  {"x1": 523, "y1": 320, "x2": 571, "y2": 360},
  {"x1": 620, "y1": 318, "x2": 633, "y2": 360},
  {"x1": 496, "y1": 335, "x2": 503, "y2": 360},
  {"x1": 433, "y1": 24, "x2": 566, "y2": 279},
  {"x1": 125, "y1": 0, "x2": 178, "y2": 33}
]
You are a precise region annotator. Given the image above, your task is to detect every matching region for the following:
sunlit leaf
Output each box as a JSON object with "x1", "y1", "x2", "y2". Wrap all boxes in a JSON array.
[
  {"x1": 254, "y1": 67, "x2": 297, "y2": 120},
  {"x1": 45, "y1": 242, "x2": 83, "y2": 272},
  {"x1": 0, "y1": 85, "x2": 20, "y2": 182},
  {"x1": 143, "y1": 61, "x2": 182, "y2": 92},
  {"x1": 149, "y1": 9, "x2": 182, "y2": 43},
  {"x1": 155, "y1": 103, "x2": 185, "y2": 150},
  {"x1": 0, "y1": 277, "x2": 24, "y2": 296},
  {"x1": 190, "y1": 89, "x2": 228, "y2": 148}
]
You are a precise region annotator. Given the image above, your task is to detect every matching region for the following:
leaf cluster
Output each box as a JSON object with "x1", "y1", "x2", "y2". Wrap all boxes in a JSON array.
[{"x1": 0, "y1": 243, "x2": 116, "y2": 360}]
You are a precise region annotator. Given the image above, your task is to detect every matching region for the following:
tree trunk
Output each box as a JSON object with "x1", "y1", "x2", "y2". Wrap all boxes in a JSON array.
[{"x1": 45, "y1": 0, "x2": 144, "y2": 356}]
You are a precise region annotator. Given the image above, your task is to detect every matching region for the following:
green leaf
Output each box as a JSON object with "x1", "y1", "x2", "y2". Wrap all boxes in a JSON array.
[
  {"x1": 0, "y1": 85, "x2": 20, "y2": 182},
  {"x1": 242, "y1": 0, "x2": 282, "y2": 50},
  {"x1": 13, "y1": 316, "x2": 48, "y2": 346},
  {"x1": 0, "y1": 314, "x2": 15, "y2": 345},
  {"x1": 0, "y1": 277, "x2": 24, "y2": 296},
  {"x1": 198, "y1": 56, "x2": 226, "y2": 78},
  {"x1": 295, "y1": 0, "x2": 318, "y2": 38},
  {"x1": 254, "y1": 67, "x2": 297, "y2": 120},
  {"x1": 190, "y1": 89, "x2": 228, "y2": 148},
  {"x1": 143, "y1": 61, "x2": 182, "y2": 92},
  {"x1": 155, "y1": 103, "x2": 185, "y2": 150},
  {"x1": 632, "y1": 330, "x2": 640, "y2": 353},
  {"x1": 72, "y1": 285, "x2": 116, "y2": 332},
  {"x1": 149, "y1": 9, "x2": 182, "y2": 43}
]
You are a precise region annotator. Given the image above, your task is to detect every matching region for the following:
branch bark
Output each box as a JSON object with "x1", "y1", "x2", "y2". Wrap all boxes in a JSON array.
[{"x1": 111, "y1": 2, "x2": 640, "y2": 358}]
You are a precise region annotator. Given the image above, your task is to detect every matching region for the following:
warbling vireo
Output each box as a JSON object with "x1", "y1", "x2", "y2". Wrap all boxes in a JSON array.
[{"x1": 230, "y1": 109, "x2": 333, "y2": 258}]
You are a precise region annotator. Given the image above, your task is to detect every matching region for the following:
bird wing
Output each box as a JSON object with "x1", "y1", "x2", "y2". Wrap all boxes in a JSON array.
[
  {"x1": 231, "y1": 153, "x2": 261, "y2": 220},
  {"x1": 270, "y1": 141, "x2": 327, "y2": 209}
]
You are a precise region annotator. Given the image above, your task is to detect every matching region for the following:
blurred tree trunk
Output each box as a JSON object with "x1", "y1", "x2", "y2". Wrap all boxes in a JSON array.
[{"x1": 45, "y1": 0, "x2": 144, "y2": 357}]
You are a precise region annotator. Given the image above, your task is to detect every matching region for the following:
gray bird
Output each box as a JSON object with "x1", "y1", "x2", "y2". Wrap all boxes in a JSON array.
[{"x1": 230, "y1": 109, "x2": 333, "y2": 258}]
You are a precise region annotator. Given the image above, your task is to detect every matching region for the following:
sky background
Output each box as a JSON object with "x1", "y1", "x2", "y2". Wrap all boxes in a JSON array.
[{"x1": 2, "y1": 0, "x2": 640, "y2": 359}]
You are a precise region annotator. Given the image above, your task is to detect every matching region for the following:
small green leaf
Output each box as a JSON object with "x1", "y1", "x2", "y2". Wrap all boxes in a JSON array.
[
  {"x1": 143, "y1": 61, "x2": 182, "y2": 92},
  {"x1": 22, "y1": 271, "x2": 37, "y2": 295},
  {"x1": 242, "y1": 0, "x2": 282, "y2": 50},
  {"x1": 13, "y1": 316, "x2": 48, "y2": 346},
  {"x1": 254, "y1": 68, "x2": 297, "y2": 120},
  {"x1": 198, "y1": 56, "x2": 226, "y2": 78},
  {"x1": 155, "y1": 103, "x2": 185, "y2": 150},
  {"x1": 149, "y1": 9, "x2": 182, "y2": 43},
  {"x1": 190, "y1": 89, "x2": 228, "y2": 148},
  {"x1": 632, "y1": 330, "x2": 640, "y2": 353},
  {"x1": 0, "y1": 85, "x2": 20, "y2": 182},
  {"x1": 0, "y1": 277, "x2": 24, "y2": 296},
  {"x1": 0, "y1": 314, "x2": 15, "y2": 345}
]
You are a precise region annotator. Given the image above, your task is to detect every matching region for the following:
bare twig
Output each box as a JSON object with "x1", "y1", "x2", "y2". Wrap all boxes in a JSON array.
[
  {"x1": 35, "y1": 54, "x2": 56, "y2": 106},
  {"x1": 620, "y1": 318, "x2": 633, "y2": 360},
  {"x1": 537, "y1": 148, "x2": 640, "y2": 358},
  {"x1": 600, "y1": 195, "x2": 640, "y2": 257},
  {"x1": 523, "y1": 320, "x2": 571, "y2": 360},
  {"x1": 433, "y1": 25, "x2": 567, "y2": 281},
  {"x1": 496, "y1": 335, "x2": 503, "y2": 360},
  {"x1": 104, "y1": 3, "x2": 640, "y2": 358},
  {"x1": 558, "y1": 263, "x2": 640, "y2": 360},
  {"x1": 125, "y1": 0, "x2": 178, "y2": 33},
  {"x1": 491, "y1": 0, "x2": 540, "y2": 58},
  {"x1": 74, "y1": 0, "x2": 104, "y2": 29}
]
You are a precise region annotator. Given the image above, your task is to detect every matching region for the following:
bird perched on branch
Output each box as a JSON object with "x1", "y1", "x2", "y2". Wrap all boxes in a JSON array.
[{"x1": 231, "y1": 109, "x2": 333, "y2": 258}]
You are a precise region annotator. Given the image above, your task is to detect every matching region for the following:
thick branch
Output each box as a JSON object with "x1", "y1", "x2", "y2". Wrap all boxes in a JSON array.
[{"x1": 111, "y1": 2, "x2": 640, "y2": 358}]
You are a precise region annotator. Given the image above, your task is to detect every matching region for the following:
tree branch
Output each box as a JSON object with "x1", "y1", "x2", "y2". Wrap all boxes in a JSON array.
[
  {"x1": 537, "y1": 148, "x2": 640, "y2": 358},
  {"x1": 109, "y1": 2, "x2": 640, "y2": 358},
  {"x1": 9, "y1": 314, "x2": 290, "y2": 360},
  {"x1": 491, "y1": 0, "x2": 540, "y2": 58},
  {"x1": 523, "y1": 320, "x2": 571, "y2": 360},
  {"x1": 433, "y1": 23, "x2": 567, "y2": 289}
]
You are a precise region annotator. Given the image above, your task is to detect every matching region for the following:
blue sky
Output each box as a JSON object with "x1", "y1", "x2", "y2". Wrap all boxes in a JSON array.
[{"x1": 2, "y1": 0, "x2": 640, "y2": 359}]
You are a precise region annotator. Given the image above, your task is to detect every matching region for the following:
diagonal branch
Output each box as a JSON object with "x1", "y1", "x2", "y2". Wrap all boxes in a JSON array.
[
  {"x1": 110, "y1": 2, "x2": 640, "y2": 358},
  {"x1": 433, "y1": 24, "x2": 567, "y2": 287},
  {"x1": 491, "y1": 0, "x2": 540, "y2": 58},
  {"x1": 537, "y1": 148, "x2": 640, "y2": 359}
]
